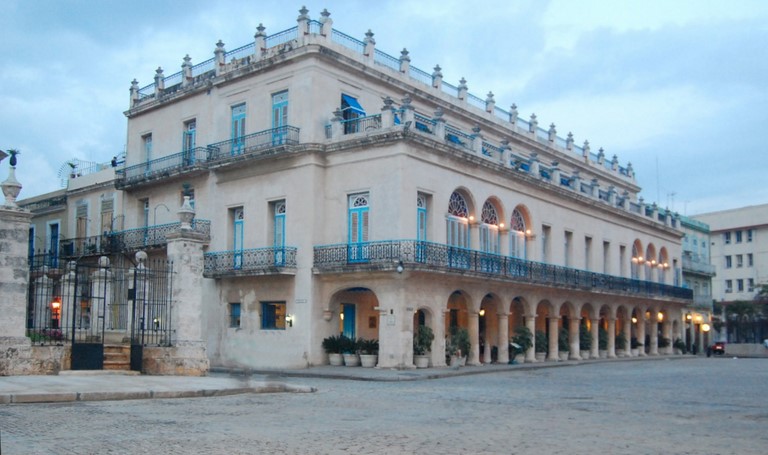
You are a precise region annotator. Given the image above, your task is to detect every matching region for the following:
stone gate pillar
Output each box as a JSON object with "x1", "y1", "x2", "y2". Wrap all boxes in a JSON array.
[{"x1": 525, "y1": 314, "x2": 536, "y2": 363}]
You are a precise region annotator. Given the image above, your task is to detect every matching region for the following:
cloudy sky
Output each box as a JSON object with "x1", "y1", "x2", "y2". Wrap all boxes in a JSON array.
[{"x1": 2, "y1": 0, "x2": 766, "y2": 215}]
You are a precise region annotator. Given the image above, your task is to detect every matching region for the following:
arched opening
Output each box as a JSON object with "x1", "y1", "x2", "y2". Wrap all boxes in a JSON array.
[
  {"x1": 445, "y1": 290, "x2": 471, "y2": 363},
  {"x1": 510, "y1": 205, "x2": 532, "y2": 259},
  {"x1": 559, "y1": 302, "x2": 576, "y2": 359},
  {"x1": 535, "y1": 300, "x2": 554, "y2": 361},
  {"x1": 328, "y1": 286, "x2": 380, "y2": 341},
  {"x1": 581, "y1": 303, "x2": 596, "y2": 358},
  {"x1": 631, "y1": 239, "x2": 644, "y2": 279},
  {"x1": 479, "y1": 293, "x2": 500, "y2": 363}
]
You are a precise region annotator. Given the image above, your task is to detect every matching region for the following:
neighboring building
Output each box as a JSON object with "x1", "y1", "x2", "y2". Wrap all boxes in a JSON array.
[
  {"x1": 693, "y1": 204, "x2": 768, "y2": 303},
  {"x1": 679, "y1": 215, "x2": 716, "y2": 350},
  {"x1": 20, "y1": 8, "x2": 693, "y2": 372}
]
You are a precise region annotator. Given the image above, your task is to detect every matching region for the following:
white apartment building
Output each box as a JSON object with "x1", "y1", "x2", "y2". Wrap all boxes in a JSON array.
[
  {"x1": 21, "y1": 8, "x2": 693, "y2": 372},
  {"x1": 693, "y1": 204, "x2": 768, "y2": 302}
]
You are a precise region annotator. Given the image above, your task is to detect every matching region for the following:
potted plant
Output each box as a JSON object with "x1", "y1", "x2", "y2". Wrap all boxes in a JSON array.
[
  {"x1": 579, "y1": 323, "x2": 592, "y2": 360},
  {"x1": 598, "y1": 326, "x2": 608, "y2": 358},
  {"x1": 413, "y1": 325, "x2": 434, "y2": 368},
  {"x1": 558, "y1": 327, "x2": 570, "y2": 360},
  {"x1": 446, "y1": 327, "x2": 470, "y2": 367},
  {"x1": 535, "y1": 330, "x2": 548, "y2": 361},
  {"x1": 673, "y1": 338, "x2": 686, "y2": 355},
  {"x1": 359, "y1": 338, "x2": 379, "y2": 367},
  {"x1": 615, "y1": 331, "x2": 628, "y2": 357},
  {"x1": 341, "y1": 336, "x2": 359, "y2": 366},
  {"x1": 509, "y1": 326, "x2": 533, "y2": 364},
  {"x1": 630, "y1": 337, "x2": 643, "y2": 356},
  {"x1": 658, "y1": 337, "x2": 670, "y2": 354},
  {"x1": 322, "y1": 334, "x2": 344, "y2": 366}
]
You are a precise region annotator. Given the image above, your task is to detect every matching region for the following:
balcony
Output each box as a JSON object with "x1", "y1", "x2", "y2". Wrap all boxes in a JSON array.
[
  {"x1": 682, "y1": 255, "x2": 716, "y2": 276},
  {"x1": 109, "y1": 220, "x2": 211, "y2": 252},
  {"x1": 313, "y1": 240, "x2": 693, "y2": 301},
  {"x1": 116, "y1": 126, "x2": 300, "y2": 189},
  {"x1": 203, "y1": 246, "x2": 298, "y2": 278}
]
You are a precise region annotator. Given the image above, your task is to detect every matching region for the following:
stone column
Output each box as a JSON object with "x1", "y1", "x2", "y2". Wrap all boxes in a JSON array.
[
  {"x1": 662, "y1": 319, "x2": 673, "y2": 355},
  {"x1": 363, "y1": 29, "x2": 375, "y2": 61},
  {"x1": 649, "y1": 318, "x2": 659, "y2": 355},
  {"x1": 547, "y1": 317, "x2": 559, "y2": 362},
  {"x1": 607, "y1": 318, "x2": 617, "y2": 358},
  {"x1": 163, "y1": 227, "x2": 210, "y2": 375},
  {"x1": 482, "y1": 326, "x2": 492, "y2": 364},
  {"x1": 623, "y1": 318, "x2": 632, "y2": 357},
  {"x1": 399, "y1": 48, "x2": 410, "y2": 74},
  {"x1": 697, "y1": 324, "x2": 705, "y2": 356},
  {"x1": 468, "y1": 311, "x2": 480, "y2": 366},
  {"x1": 637, "y1": 316, "x2": 647, "y2": 356},
  {"x1": 525, "y1": 315, "x2": 536, "y2": 363},
  {"x1": 497, "y1": 313, "x2": 509, "y2": 364},
  {"x1": 319, "y1": 9, "x2": 333, "y2": 37},
  {"x1": 569, "y1": 317, "x2": 580, "y2": 360},
  {"x1": 590, "y1": 318, "x2": 600, "y2": 359},
  {"x1": 0, "y1": 203, "x2": 33, "y2": 375},
  {"x1": 432, "y1": 65, "x2": 443, "y2": 90},
  {"x1": 376, "y1": 279, "x2": 411, "y2": 369}
]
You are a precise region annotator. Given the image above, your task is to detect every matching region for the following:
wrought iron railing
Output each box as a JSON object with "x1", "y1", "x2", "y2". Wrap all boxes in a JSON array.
[
  {"x1": 207, "y1": 125, "x2": 300, "y2": 161},
  {"x1": 203, "y1": 246, "x2": 297, "y2": 277},
  {"x1": 60, "y1": 235, "x2": 115, "y2": 258},
  {"x1": 340, "y1": 114, "x2": 382, "y2": 135},
  {"x1": 314, "y1": 240, "x2": 693, "y2": 300},
  {"x1": 682, "y1": 256, "x2": 716, "y2": 275},
  {"x1": 110, "y1": 220, "x2": 211, "y2": 252},
  {"x1": 116, "y1": 147, "x2": 209, "y2": 185}
]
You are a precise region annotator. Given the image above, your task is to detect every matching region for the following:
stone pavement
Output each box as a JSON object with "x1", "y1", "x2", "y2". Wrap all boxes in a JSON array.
[{"x1": 0, "y1": 355, "x2": 692, "y2": 404}]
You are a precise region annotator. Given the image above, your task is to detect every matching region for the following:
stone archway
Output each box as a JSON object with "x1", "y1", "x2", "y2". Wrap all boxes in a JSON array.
[{"x1": 479, "y1": 293, "x2": 501, "y2": 363}]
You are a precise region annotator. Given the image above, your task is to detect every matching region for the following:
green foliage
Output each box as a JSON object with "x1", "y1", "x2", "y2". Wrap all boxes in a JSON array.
[
  {"x1": 615, "y1": 331, "x2": 627, "y2": 350},
  {"x1": 535, "y1": 330, "x2": 548, "y2": 353},
  {"x1": 579, "y1": 323, "x2": 592, "y2": 350},
  {"x1": 358, "y1": 338, "x2": 379, "y2": 355},
  {"x1": 658, "y1": 337, "x2": 670, "y2": 348},
  {"x1": 321, "y1": 334, "x2": 345, "y2": 354},
  {"x1": 598, "y1": 326, "x2": 608, "y2": 350},
  {"x1": 673, "y1": 338, "x2": 686, "y2": 352},
  {"x1": 510, "y1": 326, "x2": 533, "y2": 357},
  {"x1": 413, "y1": 325, "x2": 435, "y2": 355},
  {"x1": 446, "y1": 327, "x2": 470, "y2": 357},
  {"x1": 558, "y1": 327, "x2": 569, "y2": 352}
]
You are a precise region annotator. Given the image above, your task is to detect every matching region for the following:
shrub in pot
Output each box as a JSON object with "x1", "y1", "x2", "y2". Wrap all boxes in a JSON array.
[
  {"x1": 534, "y1": 330, "x2": 548, "y2": 361},
  {"x1": 446, "y1": 327, "x2": 470, "y2": 366},
  {"x1": 322, "y1": 334, "x2": 345, "y2": 366},
  {"x1": 579, "y1": 323, "x2": 592, "y2": 359},
  {"x1": 598, "y1": 326, "x2": 608, "y2": 357},
  {"x1": 558, "y1": 327, "x2": 570, "y2": 360},
  {"x1": 341, "y1": 336, "x2": 359, "y2": 366},
  {"x1": 413, "y1": 325, "x2": 434, "y2": 368},
  {"x1": 510, "y1": 326, "x2": 533, "y2": 363},
  {"x1": 615, "y1": 331, "x2": 628, "y2": 356},
  {"x1": 359, "y1": 338, "x2": 379, "y2": 368}
]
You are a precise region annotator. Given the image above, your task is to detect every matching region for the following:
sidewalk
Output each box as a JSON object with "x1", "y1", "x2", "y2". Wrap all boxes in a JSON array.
[{"x1": 0, "y1": 355, "x2": 691, "y2": 404}]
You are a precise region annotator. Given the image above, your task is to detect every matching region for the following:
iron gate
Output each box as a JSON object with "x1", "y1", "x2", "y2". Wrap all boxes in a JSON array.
[{"x1": 27, "y1": 253, "x2": 174, "y2": 371}]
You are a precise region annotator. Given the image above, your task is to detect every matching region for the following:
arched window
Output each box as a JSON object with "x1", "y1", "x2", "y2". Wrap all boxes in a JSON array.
[
  {"x1": 509, "y1": 208, "x2": 526, "y2": 259},
  {"x1": 479, "y1": 201, "x2": 499, "y2": 254},
  {"x1": 446, "y1": 192, "x2": 469, "y2": 248}
]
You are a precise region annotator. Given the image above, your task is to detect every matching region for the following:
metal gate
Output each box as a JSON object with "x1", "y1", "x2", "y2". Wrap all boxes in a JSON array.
[{"x1": 27, "y1": 253, "x2": 173, "y2": 371}]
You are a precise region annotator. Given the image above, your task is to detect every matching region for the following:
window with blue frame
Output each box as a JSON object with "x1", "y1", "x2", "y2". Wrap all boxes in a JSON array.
[
  {"x1": 510, "y1": 208, "x2": 527, "y2": 260},
  {"x1": 231, "y1": 103, "x2": 246, "y2": 155},
  {"x1": 142, "y1": 134, "x2": 152, "y2": 175},
  {"x1": 261, "y1": 301, "x2": 286, "y2": 330},
  {"x1": 273, "y1": 200, "x2": 286, "y2": 265},
  {"x1": 229, "y1": 303, "x2": 241, "y2": 328},
  {"x1": 183, "y1": 119, "x2": 196, "y2": 165},
  {"x1": 341, "y1": 94, "x2": 365, "y2": 134},
  {"x1": 272, "y1": 91, "x2": 288, "y2": 144},
  {"x1": 233, "y1": 207, "x2": 244, "y2": 269},
  {"x1": 348, "y1": 193, "x2": 370, "y2": 262},
  {"x1": 446, "y1": 192, "x2": 470, "y2": 269},
  {"x1": 416, "y1": 193, "x2": 428, "y2": 263}
]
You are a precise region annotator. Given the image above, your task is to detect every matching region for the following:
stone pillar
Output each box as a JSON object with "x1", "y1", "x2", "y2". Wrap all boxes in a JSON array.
[
  {"x1": 376, "y1": 280, "x2": 411, "y2": 369},
  {"x1": 569, "y1": 317, "x2": 580, "y2": 360},
  {"x1": 153, "y1": 67, "x2": 164, "y2": 97},
  {"x1": 529, "y1": 153, "x2": 540, "y2": 178},
  {"x1": 432, "y1": 65, "x2": 443, "y2": 90},
  {"x1": 319, "y1": 9, "x2": 333, "y2": 37},
  {"x1": 130, "y1": 79, "x2": 140, "y2": 106},
  {"x1": 485, "y1": 92, "x2": 495, "y2": 114},
  {"x1": 457, "y1": 77, "x2": 468, "y2": 101},
  {"x1": 470, "y1": 126, "x2": 483, "y2": 155},
  {"x1": 401, "y1": 95, "x2": 415, "y2": 126},
  {"x1": 90, "y1": 257, "x2": 113, "y2": 337},
  {"x1": 566, "y1": 132, "x2": 574, "y2": 150},
  {"x1": 497, "y1": 313, "x2": 509, "y2": 364},
  {"x1": 525, "y1": 315, "x2": 536, "y2": 363},
  {"x1": 330, "y1": 108, "x2": 343, "y2": 139},
  {"x1": 0, "y1": 202, "x2": 34, "y2": 375},
  {"x1": 297, "y1": 6, "x2": 310, "y2": 35},
  {"x1": 60, "y1": 262, "x2": 77, "y2": 335},
  {"x1": 697, "y1": 324, "x2": 705, "y2": 356},
  {"x1": 399, "y1": 48, "x2": 410, "y2": 74},
  {"x1": 607, "y1": 318, "x2": 617, "y2": 358},
  {"x1": 482, "y1": 323, "x2": 491, "y2": 364},
  {"x1": 582, "y1": 140, "x2": 591, "y2": 163},
  {"x1": 548, "y1": 123, "x2": 557, "y2": 142},
  {"x1": 529, "y1": 114, "x2": 538, "y2": 135},
  {"x1": 214, "y1": 40, "x2": 226, "y2": 76},
  {"x1": 663, "y1": 319, "x2": 673, "y2": 355},
  {"x1": 363, "y1": 29, "x2": 375, "y2": 60},
  {"x1": 590, "y1": 318, "x2": 600, "y2": 359},
  {"x1": 623, "y1": 318, "x2": 632, "y2": 357},
  {"x1": 637, "y1": 316, "x2": 647, "y2": 356},
  {"x1": 468, "y1": 311, "x2": 480, "y2": 366},
  {"x1": 254, "y1": 24, "x2": 267, "y2": 58},
  {"x1": 499, "y1": 140, "x2": 511, "y2": 167},
  {"x1": 547, "y1": 317, "x2": 559, "y2": 362},
  {"x1": 551, "y1": 162, "x2": 561, "y2": 186},
  {"x1": 509, "y1": 104, "x2": 518, "y2": 127},
  {"x1": 649, "y1": 318, "x2": 659, "y2": 355},
  {"x1": 432, "y1": 108, "x2": 446, "y2": 139},
  {"x1": 381, "y1": 97, "x2": 395, "y2": 128},
  {"x1": 181, "y1": 55, "x2": 193, "y2": 87}
]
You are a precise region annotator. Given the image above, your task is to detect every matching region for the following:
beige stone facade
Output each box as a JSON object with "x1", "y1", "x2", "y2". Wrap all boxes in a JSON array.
[{"x1": 14, "y1": 8, "x2": 693, "y2": 373}]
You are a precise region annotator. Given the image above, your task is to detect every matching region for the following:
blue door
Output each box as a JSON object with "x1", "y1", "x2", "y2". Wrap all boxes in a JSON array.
[
  {"x1": 272, "y1": 91, "x2": 288, "y2": 145},
  {"x1": 274, "y1": 202, "x2": 285, "y2": 266},
  {"x1": 231, "y1": 104, "x2": 246, "y2": 155},
  {"x1": 183, "y1": 120, "x2": 196, "y2": 165},
  {"x1": 416, "y1": 195, "x2": 427, "y2": 263},
  {"x1": 233, "y1": 209, "x2": 244, "y2": 269},
  {"x1": 48, "y1": 223, "x2": 59, "y2": 268},
  {"x1": 342, "y1": 303, "x2": 356, "y2": 340},
  {"x1": 348, "y1": 194, "x2": 369, "y2": 263}
]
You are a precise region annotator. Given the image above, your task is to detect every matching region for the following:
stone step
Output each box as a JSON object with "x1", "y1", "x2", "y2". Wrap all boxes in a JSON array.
[{"x1": 103, "y1": 344, "x2": 131, "y2": 371}]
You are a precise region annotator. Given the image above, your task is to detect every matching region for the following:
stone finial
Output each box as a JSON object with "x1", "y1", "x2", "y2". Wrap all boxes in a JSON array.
[
  {"x1": 627, "y1": 161, "x2": 634, "y2": 179},
  {"x1": 297, "y1": 5, "x2": 309, "y2": 21},
  {"x1": 432, "y1": 64, "x2": 443, "y2": 89},
  {"x1": 582, "y1": 140, "x2": 590, "y2": 159},
  {"x1": 597, "y1": 147, "x2": 605, "y2": 164},
  {"x1": 485, "y1": 92, "x2": 495, "y2": 113},
  {"x1": 509, "y1": 104, "x2": 518, "y2": 124},
  {"x1": 364, "y1": 29, "x2": 375, "y2": 44},
  {"x1": 320, "y1": 8, "x2": 331, "y2": 20},
  {"x1": 178, "y1": 195, "x2": 196, "y2": 230},
  {"x1": 529, "y1": 113, "x2": 538, "y2": 133},
  {"x1": 548, "y1": 123, "x2": 557, "y2": 142},
  {"x1": 319, "y1": 9, "x2": 333, "y2": 36},
  {"x1": 130, "y1": 79, "x2": 140, "y2": 104},
  {"x1": 457, "y1": 77, "x2": 468, "y2": 100},
  {"x1": 364, "y1": 29, "x2": 376, "y2": 57},
  {"x1": 255, "y1": 23, "x2": 266, "y2": 38},
  {"x1": 566, "y1": 132, "x2": 574, "y2": 150},
  {"x1": 399, "y1": 48, "x2": 410, "y2": 73},
  {"x1": 154, "y1": 67, "x2": 165, "y2": 94},
  {"x1": 382, "y1": 96, "x2": 394, "y2": 109},
  {"x1": 1, "y1": 149, "x2": 22, "y2": 207},
  {"x1": 182, "y1": 55, "x2": 193, "y2": 86}
]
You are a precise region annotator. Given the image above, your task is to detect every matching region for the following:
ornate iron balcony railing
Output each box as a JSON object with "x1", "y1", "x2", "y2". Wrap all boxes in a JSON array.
[
  {"x1": 203, "y1": 246, "x2": 298, "y2": 277},
  {"x1": 116, "y1": 147, "x2": 209, "y2": 187},
  {"x1": 109, "y1": 220, "x2": 211, "y2": 252},
  {"x1": 313, "y1": 240, "x2": 693, "y2": 300},
  {"x1": 207, "y1": 125, "x2": 300, "y2": 162}
]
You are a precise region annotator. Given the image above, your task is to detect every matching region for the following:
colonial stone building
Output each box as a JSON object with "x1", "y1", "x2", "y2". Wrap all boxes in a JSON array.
[
  {"x1": 679, "y1": 215, "x2": 716, "y2": 350},
  {"x1": 13, "y1": 8, "x2": 693, "y2": 373}
]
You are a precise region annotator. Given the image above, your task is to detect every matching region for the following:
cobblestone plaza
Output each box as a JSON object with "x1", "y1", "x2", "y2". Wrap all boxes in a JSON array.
[{"x1": 1, "y1": 358, "x2": 766, "y2": 454}]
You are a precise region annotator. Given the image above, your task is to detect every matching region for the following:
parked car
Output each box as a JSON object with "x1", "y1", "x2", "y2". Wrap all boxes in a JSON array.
[{"x1": 709, "y1": 341, "x2": 726, "y2": 356}]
